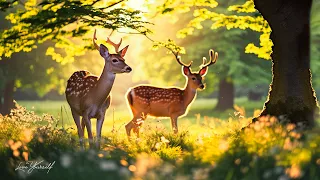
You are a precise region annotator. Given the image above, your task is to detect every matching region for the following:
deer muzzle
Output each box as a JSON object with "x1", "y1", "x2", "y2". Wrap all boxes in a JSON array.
[{"x1": 123, "y1": 66, "x2": 132, "y2": 73}]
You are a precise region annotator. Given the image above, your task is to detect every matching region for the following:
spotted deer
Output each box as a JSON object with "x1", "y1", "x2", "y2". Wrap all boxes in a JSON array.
[
  {"x1": 125, "y1": 49, "x2": 218, "y2": 138},
  {"x1": 65, "y1": 30, "x2": 132, "y2": 148}
]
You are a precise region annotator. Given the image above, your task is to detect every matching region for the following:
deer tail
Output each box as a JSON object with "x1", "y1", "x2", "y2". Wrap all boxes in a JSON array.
[{"x1": 127, "y1": 89, "x2": 134, "y2": 106}]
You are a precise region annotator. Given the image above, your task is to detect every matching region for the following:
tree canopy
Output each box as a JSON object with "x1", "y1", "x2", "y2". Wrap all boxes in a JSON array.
[{"x1": 0, "y1": 0, "x2": 151, "y2": 63}]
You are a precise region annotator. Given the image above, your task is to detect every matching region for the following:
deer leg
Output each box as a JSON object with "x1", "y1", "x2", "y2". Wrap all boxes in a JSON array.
[
  {"x1": 125, "y1": 117, "x2": 139, "y2": 139},
  {"x1": 132, "y1": 121, "x2": 140, "y2": 138},
  {"x1": 81, "y1": 118, "x2": 86, "y2": 134},
  {"x1": 133, "y1": 114, "x2": 146, "y2": 138},
  {"x1": 71, "y1": 109, "x2": 84, "y2": 148},
  {"x1": 83, "y1": 112, "x2": 93, "y2": 148},
  {"x1": 96, "y1": 113, "x2": 105, "y2": 149},
  {"x1": 170, "y1": 115, "x2": 179, "y2": 134}
]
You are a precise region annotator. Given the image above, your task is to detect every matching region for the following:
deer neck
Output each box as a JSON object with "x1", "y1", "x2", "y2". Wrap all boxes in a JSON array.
[
  {"x1": 183, "y1": 80, "x2": 197, "y2": 107},
  {"x1": 92, "y1": 62, "x2": 115, "y2": 104}
]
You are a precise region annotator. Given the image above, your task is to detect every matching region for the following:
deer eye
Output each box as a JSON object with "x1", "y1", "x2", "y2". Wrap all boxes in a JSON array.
[
  {"x1": 112, "y1": 59, "x2": 118, "y2": 63},
  {"x1": 192, "y1": 77, "x2": 196, "y2": 81}
]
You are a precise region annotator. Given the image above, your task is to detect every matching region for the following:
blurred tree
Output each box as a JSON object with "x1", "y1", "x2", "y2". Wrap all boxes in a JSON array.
[
  {"x1": 155, "y1": 0, "x2": 318, "y2": 125},
  {"x1": 141, "y1": 0, "x2": 271, "y2": 111},
  {"x1": 310, "y1": 0, "x2": 320, "y2": 93},
  {"x1": 0, "y1": 0, "x2": 150, "y2": 115},
  {"x1": 0, "y1": 10, "x2": 72, "y2": 114}
]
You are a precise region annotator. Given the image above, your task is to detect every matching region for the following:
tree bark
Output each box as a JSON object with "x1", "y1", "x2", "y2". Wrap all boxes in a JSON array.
[
  {"x1": 215, "y1": 77, "x2": 234, "y2": 111},
  {"x1": 254, "y1": 0, "x2": 318, "y2": 126},
  {"x1": 1, "y1": 80, "x2": 15, "y2": 115}
]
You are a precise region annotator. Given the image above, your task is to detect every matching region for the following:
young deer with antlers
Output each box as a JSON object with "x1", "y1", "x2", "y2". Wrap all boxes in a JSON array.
[
  {"x1": 125, "y1": 49, "x2": 218, "y2": 138},
  {"x1": 65, "y1": 30, "x2": 132, "y2": 148}
]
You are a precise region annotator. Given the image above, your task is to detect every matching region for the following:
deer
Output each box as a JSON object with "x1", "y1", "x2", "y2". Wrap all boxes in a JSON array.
[
  {"x1": 125, "y1": 49, "x2": 218, "y2": 138},
  {"x1": 65, "y1": 30, "x2": 132, "y2": 148}
]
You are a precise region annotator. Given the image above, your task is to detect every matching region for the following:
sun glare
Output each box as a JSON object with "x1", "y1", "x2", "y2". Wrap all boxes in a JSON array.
[{"x1": 127, "y1": 0, "x2": 151, "y2": 12}]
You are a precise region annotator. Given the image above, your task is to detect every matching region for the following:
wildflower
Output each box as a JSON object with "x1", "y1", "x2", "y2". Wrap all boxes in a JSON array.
[
  {"x1": 7, "y1": 139, "x2": 14, "y2": 147},
  {"x1": 22, "y1": 129, "x2": 33, "y2": 143},
  {"x1": 155, "y1": 142, "x2": 162, "y2": 150},
  {"x1": 128, "y1": 165, "x2": 136, "y2": 172},
  {"x1": 286, "y1": 124, "x2": 296, "y2": 131},
  {"x1": 120, "y1": 159, "x2": 128, "y2": 166},
  {"x1": 97, "y1": 153, "x2": 104, "y2": 158},
  {"x1": 38, "y1": 137, "x2": 44, "y2": 143},
  {"x1": 161, "y1": 136, "x2": 170, "y2": 144},
  {"x1": 11, "y1": 141, "x2": 22, "y2": 151},
  {"x1": 218, "y1": 140, "x2": 229, "y2": 151},
  {"x1": 286, "y1": 164, "x2": 302, "y2": 179},
  {"x1": 283, "y1": 138, "x2": 293, "y2": 150},
  {"x1": 234, "y1": 158, "x2": 241, "y2": 165},
  {"x1": 22, "y1": 152, "x2": 29, "y2": 161},
  {"x1": 13, "y1": 150, "x2": 20, "y2": 157}
]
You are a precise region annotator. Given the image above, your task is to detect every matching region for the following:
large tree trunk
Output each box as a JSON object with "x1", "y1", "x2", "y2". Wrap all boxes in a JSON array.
[
  {"x1": 255, "y1": 0, "x2": 318, "y2": 126},
  {"x1": 1, "y1": 80, "x2": 15, "y2": 115},
  {"x1": 215, "y1": 77, "x2": 234, "y2": 111}
]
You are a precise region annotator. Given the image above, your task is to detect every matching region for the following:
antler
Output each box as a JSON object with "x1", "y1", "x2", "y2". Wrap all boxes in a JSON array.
[
  {"x1": 106, "y1": 37, "x2": 122, "y2": 53},
  {"x1": 201, "y1": 49, "x2": 218, "y2": 68},
  {"x1": 172, "y1": 51, "x2": 193, "y2": 67},
  {"x1": 93, "y1": 29, "x2": 99, "y2": 51}
]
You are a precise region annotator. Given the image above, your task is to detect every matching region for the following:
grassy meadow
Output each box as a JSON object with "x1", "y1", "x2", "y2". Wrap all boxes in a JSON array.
[
  {"x1": 17, "y1": 98, "x2": 265, "y2": 136},
  {"x1": 0, "y1": 98, "x2": 319, "y2": 180}
]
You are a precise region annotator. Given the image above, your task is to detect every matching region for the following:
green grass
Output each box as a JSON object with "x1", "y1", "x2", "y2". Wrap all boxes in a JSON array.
[
  {"x1": 17, "y1": 98, "x2": 265, "y2": 138},
  {"x1": 17, "y1": 97, "x2": 265, "y2": 118}
]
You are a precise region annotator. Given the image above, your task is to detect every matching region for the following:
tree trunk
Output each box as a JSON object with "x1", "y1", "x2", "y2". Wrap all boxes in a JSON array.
[
  {"x1": 215, "y1": 77, "x2": 234, "y2": 111},
  {"x1": 1, "y1": 80, "x2": 15, "y2": 115},
  {"x1": 255, "y1": 0, "x2": 318, "y2": 126}
]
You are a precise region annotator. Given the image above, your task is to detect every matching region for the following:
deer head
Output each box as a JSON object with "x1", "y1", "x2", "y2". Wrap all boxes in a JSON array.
[
  {"x1": 175, "y1": 49, "x2": 218, "y2": 90},
  {"x1": 93, "y1": 30, "x2": 132, "y2": 74}
]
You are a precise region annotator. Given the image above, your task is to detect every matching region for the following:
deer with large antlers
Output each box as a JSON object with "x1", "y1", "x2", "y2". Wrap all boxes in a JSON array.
[
  {"x1": 125, "y1": 49, "x2": 218, "y2": 138},
  {"x1": 65, "y1": 30, "x2": 132, "y2": 148}
]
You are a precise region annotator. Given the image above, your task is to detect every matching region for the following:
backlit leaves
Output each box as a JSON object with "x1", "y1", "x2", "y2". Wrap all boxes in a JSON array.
[
  {"x1": 158, "y1": 0, "x2": 273, "y2": 60},
  {"x1": 0, "y1": 0, "x2": 152, "y2": 63}
]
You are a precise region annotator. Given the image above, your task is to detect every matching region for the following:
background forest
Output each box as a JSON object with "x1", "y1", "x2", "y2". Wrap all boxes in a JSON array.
[{"x1": 0, "y1": 0, "x2": 320, "y2": 114}]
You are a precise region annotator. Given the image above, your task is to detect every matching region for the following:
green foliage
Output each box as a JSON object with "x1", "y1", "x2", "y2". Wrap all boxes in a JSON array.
[
  {"x1": 310, "y1": 0, "x2": 320, "y2": 91},
  {"x1": 135, "y1": 0, "x2": 271, "y2": 98},
  {"x1": 0, "y1": 41, "x2": 70, "y2": 96},
  {"x1": 0, "y1": 0, "x2": 18, "y2": 11},
  {"x1": 156, "y1": 0, "x2": 272, "y2": 60},
  {"x1": 0, "y1": 0, "x2": 151, "y2": 63}
]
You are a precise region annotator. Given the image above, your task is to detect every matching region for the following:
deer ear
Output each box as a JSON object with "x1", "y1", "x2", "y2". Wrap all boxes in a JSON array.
[
  {"x1": 99, "y1": 44, "x2": 110, "y2": 59},
  {"x1": 199, "y1": 66, "x2": 208, "y2": 76},
  {"x1": 119, "y1": 45, "x2": 129, "y2": 57},
  {"x1": 182, "y1": 66, "x2": 191, "y2": 76}
]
